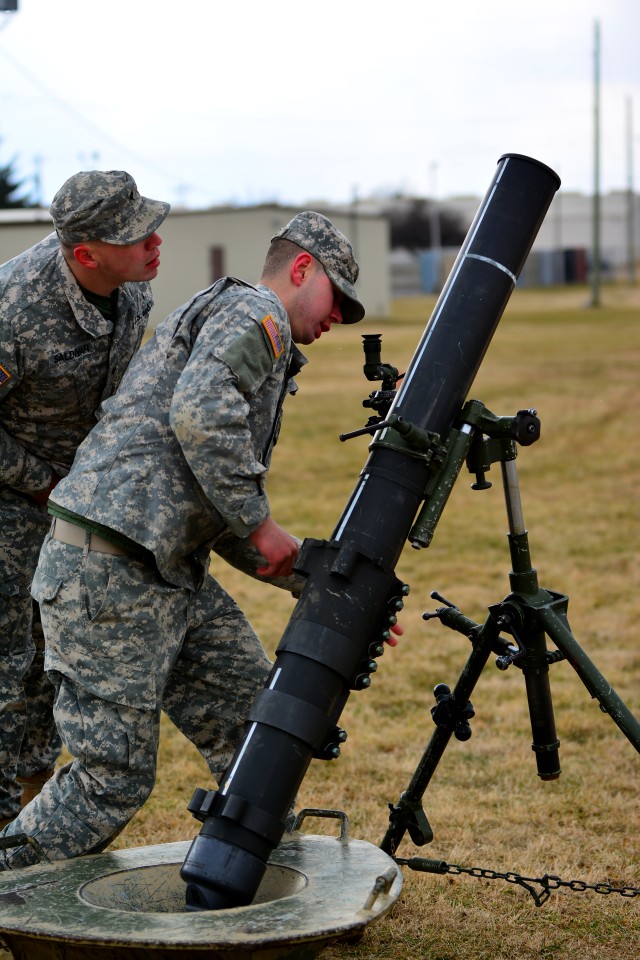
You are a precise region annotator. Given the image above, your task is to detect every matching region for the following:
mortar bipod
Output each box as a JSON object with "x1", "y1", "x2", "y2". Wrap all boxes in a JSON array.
[{"x1": 381, "y1": 403, "x2": 640, "y2": 859}]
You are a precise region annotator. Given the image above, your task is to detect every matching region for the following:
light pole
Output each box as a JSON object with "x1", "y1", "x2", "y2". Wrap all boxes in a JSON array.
[
  {"x1": 429, "y1": 161, "x2": 442, "y2": 290},
  {"x1": 590, "y1": 19, "x2": 601, "y2": 307},
  {"x1": 626, "y1": 96, "x2": 637, "y2": 285}
]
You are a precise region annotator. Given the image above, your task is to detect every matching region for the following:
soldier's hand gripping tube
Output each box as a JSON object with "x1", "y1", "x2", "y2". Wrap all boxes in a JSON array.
[{"x1": 180, "y1": 154, "x2": 561, "y2": 911}]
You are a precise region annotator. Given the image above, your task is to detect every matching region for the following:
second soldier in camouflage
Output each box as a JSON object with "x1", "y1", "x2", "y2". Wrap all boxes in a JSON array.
[{"x1": 0, "y1": 170, "x2": 169, "y2": 830}]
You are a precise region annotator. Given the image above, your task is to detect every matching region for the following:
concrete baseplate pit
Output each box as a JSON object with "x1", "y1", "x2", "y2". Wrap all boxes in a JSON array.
[{"x1": 0, "y1": 824, "x2": 402, "y2": 960}]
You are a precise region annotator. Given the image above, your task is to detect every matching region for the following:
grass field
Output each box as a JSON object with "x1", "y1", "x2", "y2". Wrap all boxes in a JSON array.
[{"x1": 114, "y1": 284, "x2": 638, "y2": 958}]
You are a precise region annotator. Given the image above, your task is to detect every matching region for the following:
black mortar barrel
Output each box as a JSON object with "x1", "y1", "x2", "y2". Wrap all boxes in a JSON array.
[{"x1": 181, "y1": 153, "x2": 561, "y2": 910}]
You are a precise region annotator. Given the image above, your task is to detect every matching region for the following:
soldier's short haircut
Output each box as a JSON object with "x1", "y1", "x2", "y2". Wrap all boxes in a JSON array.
[
  {"x1": 261, "y1": 238, "x2": 308, "y2": 279},
  {"x1": 59, "y1": 239, "x2": 78, "y2": 260}
]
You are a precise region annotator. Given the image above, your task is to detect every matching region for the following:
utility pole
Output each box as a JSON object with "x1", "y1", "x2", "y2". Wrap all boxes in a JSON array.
[
  {"x1": 429, "y1": 161, "x2": 442, "y2": 291},
  {"x1": 626, "y1": 97, "x2": 636, "y2": 285},
  {"x1": 350, "y1": 184, "x2": 359, "y2": 261},
  {"x1": 590, "y1": 19, "x2": 601, "y2": 307}
]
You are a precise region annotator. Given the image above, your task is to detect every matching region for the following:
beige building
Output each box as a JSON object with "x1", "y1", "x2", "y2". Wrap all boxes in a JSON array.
[
  {"x1": 4, "y1": 191, "x2": 635, "y2": 316},
  {"x1": 442, "y1": 189, "x2": 640, "y2": 277},
  {"x1": 356, "y1": 188, "x2": 640, "y2": 294},
  {"x1": 0, "y1": 203, "x2": 391, "y2": 327}
]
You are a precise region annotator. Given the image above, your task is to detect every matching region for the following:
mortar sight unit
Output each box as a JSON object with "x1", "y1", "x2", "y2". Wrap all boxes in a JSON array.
[{"x1": 181, "y1": 153, "x2": 562, "y2": 911}]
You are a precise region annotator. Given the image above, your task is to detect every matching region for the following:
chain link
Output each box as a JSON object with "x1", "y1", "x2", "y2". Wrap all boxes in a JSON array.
[{"x1": 397, "y1": 856, "x2": 640, "y2": 908}]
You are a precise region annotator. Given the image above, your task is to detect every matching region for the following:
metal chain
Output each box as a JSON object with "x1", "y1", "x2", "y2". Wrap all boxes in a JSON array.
[{"x1": 396, "y1": 856, "x2": 640, "y2": 908}]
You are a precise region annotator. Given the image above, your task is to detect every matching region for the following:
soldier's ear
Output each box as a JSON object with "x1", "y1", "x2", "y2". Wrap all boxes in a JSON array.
[
  {"x1": 72, "y1": 244, "x2": 98, "y2": 269},
  {"x1": 290, "y1": 251, "x2": 313, "y2": 288}
]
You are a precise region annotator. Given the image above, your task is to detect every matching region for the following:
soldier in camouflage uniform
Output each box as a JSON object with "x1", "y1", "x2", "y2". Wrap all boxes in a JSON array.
[
  {"x1": 0, "y1": 170, "x2": 169, "y2": 831},
  {"x1": 0, "y1": 212, "x2": 364, "y2": 868},
  {"x1": 0, "y1": 211, "x2": 366, "y2": 869}
]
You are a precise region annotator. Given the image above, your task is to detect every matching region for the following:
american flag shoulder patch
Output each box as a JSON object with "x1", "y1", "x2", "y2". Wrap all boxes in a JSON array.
[
  {"x1": 0, "y1": 364, "x2": 11, "y2": 387},
  {"x1": 261, "y1": 313, "x2": 284, "y2": 358}
]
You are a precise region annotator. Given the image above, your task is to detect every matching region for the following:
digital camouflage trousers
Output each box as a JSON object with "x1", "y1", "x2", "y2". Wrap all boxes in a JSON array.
[
  {"x1": 0, "y1": 533, "x2": 272, "y2": 869},
  {"x1": 0, "y1": 491, "x2": 62, "y2": 820}
]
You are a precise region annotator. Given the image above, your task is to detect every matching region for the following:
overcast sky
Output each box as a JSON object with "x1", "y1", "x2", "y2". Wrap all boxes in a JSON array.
[{"x1": 0, "y1": 0, "x2": 638, "y2": 210}]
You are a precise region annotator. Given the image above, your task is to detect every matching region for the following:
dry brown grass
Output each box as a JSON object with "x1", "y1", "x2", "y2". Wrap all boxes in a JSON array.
[{"x1": 113, "y1": 284, "x2": 638, "y2": 958}]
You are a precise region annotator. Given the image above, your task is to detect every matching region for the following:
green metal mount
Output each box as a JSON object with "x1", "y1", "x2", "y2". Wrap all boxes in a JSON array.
[
  {"x1": 407, "y1": 400, "x2": 540, "y2": 548},
  {"x1": 380, "y1": 398, "x2": 640, "y2": 862}
]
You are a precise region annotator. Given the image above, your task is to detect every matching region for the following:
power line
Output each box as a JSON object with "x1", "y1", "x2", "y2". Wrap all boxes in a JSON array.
[{"x1": 0, "y1": 43, "x2": 216, "y2": 204}]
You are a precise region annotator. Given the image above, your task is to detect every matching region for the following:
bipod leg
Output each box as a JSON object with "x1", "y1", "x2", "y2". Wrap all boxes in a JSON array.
[
  {"x1": 536, "y1": 605, "x2": 640, "y2": 752},
  {"x1": 380, "y1": 614, "x2": 501, "y2": 857},
  {"x1": 500, "y1": 457, "x2": 640, "y2": 758}
]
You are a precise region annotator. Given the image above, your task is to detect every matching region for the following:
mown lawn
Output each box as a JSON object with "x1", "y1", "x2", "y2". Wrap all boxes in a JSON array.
[{"x1": 107, "y1": 284, "x2": 640, "y2": 959}]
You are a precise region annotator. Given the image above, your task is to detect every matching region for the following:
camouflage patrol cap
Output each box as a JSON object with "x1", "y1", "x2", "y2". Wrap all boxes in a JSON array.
[
  {"x1": 272, "y1": 211, "x2": 365, "y2": 323},
  {"x1": 50, "y1": 170, "x2": 170, "y2": 245}
]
